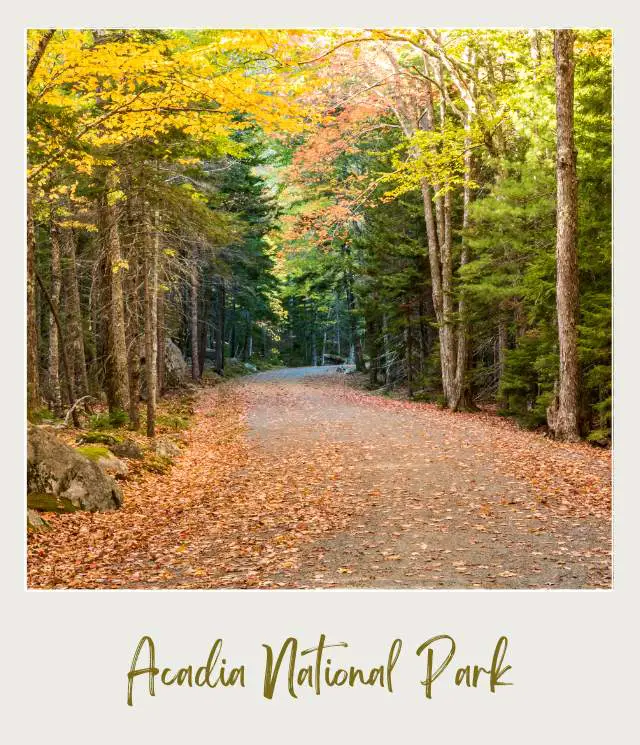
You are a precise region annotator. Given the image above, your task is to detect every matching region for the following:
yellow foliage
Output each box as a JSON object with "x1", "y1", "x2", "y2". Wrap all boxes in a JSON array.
[{"x1": 27, "y1": 29, "x2": 322, "y2": 190}]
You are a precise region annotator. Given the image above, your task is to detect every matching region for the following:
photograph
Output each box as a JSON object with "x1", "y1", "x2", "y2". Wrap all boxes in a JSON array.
[{"x1": 25, "y1": 27, "x2": 612, "y2": 590}]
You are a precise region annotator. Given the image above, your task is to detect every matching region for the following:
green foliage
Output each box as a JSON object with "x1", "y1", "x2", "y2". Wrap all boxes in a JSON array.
[
  {"x1": 223, "y1": 358, "x2": 253, "y2": 378},
  {"x1": 155, "y1": 414, "x2": 190, "y2": 431},
  {"x1": 498, "y1": 331, "x2": 557, "y2": 428},
  {"x1": 77, "y1": 432, "x2": 123, "y2": 446},
  {"x1": 28, "y1": 406, "x2": 57, "y2": 424},
  {"x1": 89, "y1": 409, "x2": 129, "y2": 430}
]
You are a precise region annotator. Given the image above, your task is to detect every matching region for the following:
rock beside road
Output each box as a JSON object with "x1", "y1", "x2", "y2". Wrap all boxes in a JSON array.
[{"x1": 27, "y1": 425, "x2": 122, "y2": 513}]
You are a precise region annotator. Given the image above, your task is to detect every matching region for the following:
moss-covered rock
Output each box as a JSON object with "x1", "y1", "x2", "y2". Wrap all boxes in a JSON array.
[
  {"x1": 76, "y1": 444, "x2": 111, "y2": 461},
  {"x1": 28, "y1": 425, "x2": 122, "y2": 512},
  {"x1": 27, "y1": 508, "x2": 52, "y2": 531},
  {"x1": 76, "y1": 432, "x2": 122, "y2": 446}
]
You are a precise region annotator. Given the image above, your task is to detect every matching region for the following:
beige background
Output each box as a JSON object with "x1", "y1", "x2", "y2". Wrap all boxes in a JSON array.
[{"x1": 5, "y1": 2, "x2": 636, "y2": 742}]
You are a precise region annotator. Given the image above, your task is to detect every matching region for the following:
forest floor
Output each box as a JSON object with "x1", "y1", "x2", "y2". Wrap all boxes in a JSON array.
[{"x1": 28, "y1": 367, "x2": 612, "y2": 589}]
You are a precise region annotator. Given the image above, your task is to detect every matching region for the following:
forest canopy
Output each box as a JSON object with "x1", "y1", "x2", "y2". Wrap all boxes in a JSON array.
[{"x1": 26, "y1": 28, "x2": 612, "y2": 443}]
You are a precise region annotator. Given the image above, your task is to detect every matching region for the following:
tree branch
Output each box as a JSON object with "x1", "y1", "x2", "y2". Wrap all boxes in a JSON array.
[{"x1": 27, "y1": 29, "x2": 56, "y2": 85}]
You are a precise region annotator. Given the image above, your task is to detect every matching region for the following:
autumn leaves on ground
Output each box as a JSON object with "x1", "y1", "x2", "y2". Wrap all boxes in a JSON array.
[{"x1": 28, "y1": 370, "x2": 611, "y2": 589}]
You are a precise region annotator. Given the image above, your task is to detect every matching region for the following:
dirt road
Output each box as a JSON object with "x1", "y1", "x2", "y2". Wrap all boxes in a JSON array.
[
  {"x1": 244, "y1": 369, "x2": 611, "y2": 588},
  {"x1": 28, "y1": 367, "x2": 611, "y2": 589}
]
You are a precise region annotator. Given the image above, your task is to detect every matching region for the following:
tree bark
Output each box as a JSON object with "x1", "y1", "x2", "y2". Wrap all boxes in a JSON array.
[
  {"x1": 365, "y1": 315, "x2": 379, "y2": 386},
  {"x1": 35, "y1": 269, "x2": 79, "y2": 427},
  {"x1": 27, "y1": 29, "x2": 55, "y2": 85},
  {"x1": 60, "y1": 226, "x2": 89, "y2": 398},
  {"x1": 311, "y1": 309, "x2": 318, "y2": 367},
  {"x1": 125, "y1": 222, "x2": 141, "y2": 431},
  {"x1": 343, "y1": 251, "x2": 365, "y2": 371},
  {"x1": 198, "y1": 279, "x2": 209, "y2": 376},
  {"x1": 144, "y1": 208, "x2": 159, "y2": 437},
  {"x1": 417, "y1": 64, "x2": 459, "y2": 409},
  {"x1": 551, "y1": 29, "x2": 580, "y2": 441},
  {"x1": 382, "y1": 313, "x2": 391, "y2": 385},
  {"x1": 451, "y1": 104, "x2": 475, "y2": 411},
  {"x1": 497, "y1": 316, "x2": 508, "y2": 385},
  {"x1": 214, "y1": 278, "x2": 225, "y2": 375},
  {"x1": 47, "y1": 223, "x2": 63, "y2": 413},
  {"x1": 189, "y1": 248, "x2": 200, "y2": 380},
  {"x1": 98, "y1": 171, "x2": 130, "y2": 413},
  {"x1": 406, "y1": 309, "x2": 413, "y2": 397},
  {"x1": 27, "y1": 194, "x2": 41, "y2": 415},
  {"x1": 157, "y1": 274, "x2": 165, "y2": 396}
]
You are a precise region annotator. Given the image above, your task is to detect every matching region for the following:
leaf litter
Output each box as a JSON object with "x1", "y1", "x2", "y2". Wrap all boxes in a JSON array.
[{"x1": 28, "y1": 374, "x2": 611, "y2": 589}]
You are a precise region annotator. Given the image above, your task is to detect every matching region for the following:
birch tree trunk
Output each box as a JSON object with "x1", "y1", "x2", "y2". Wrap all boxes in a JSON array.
[
  {"x1": 550, "y1": 29, "x2": 580, "y2": 441},
  {"x1": 451, "y1": 103, "x2": 475, "y2": 410},
  {"x1": 417, "y1": 60, "x2": 458, "y2": 408}
]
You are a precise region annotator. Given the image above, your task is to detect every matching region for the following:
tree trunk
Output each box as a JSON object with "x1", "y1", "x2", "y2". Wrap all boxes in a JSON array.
[
  {"x1": 27, "y1": 29, "x2": 55, "y2": 85},
  {"x1": 27, "y1": 194, "x2": 41, "y2": 415},
  {"x1": 214, "y1": 278, "x2": 225, "y2": 374},
  {"x1": 144, "y1": 208, "x2": 159, "y2": 437},
  {"x1": 35, "y1": 268, "x2": 79, "y2": 427},
  {"x1": 125, "y1": 230, "x2": 141, "y2": 431},
  {"x1": 311, "y1": 310, "x2": 318, "y2": 367},
  {"x1": 366, "y1": 315, "x2": 380, "y2": 386},
  {"x1": 497, "y1": 316, "x2": 508, "y2": 386},
  {"x1": 451, "y1": 107, "x2": 475, "y2": 411},
  {"x1": 156, "y1": 276, "x2": 165, "y2": 397},
  {"x1": 198, "y1": 280, "x2": 209, "y2": 377},
  {"x1": 406, "y1": 310, "x2": 413, "y2": 397},
  {"x1": 98, "y1": 171, "x2": 130, "y2": 413},
  {"x1": 60, "y1": 226, "x2": 89, "y2": 398},
  {"x1": 247, "y1": 314, "x2": 253, "y2": 359},
  {"x1": 550, "y1": 29, "x2": 580, "y2": 441},
  {"x1": 343, "y1": 256, "x2": 365, "y2": 371},
  {"x1": 382, "y1": 313, "x2": 391, "y2": 385},
  {"x1": 190, "y1": 248, "x2": 200, "y2": 380},
  {"x1": 230, "y1": 297, "x2": 237, "y2": 358},
  {"x1": 47, "y1": 223, "x2": 63, "y2": 413}
]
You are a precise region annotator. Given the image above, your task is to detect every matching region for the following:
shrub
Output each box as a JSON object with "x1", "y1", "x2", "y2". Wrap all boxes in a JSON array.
[
  {"x1": 156, "y1": 413, "x2": 190, "y2": 431},
  {"x1": 89, "y1": 409, "x2": 129, "y2": 430},
  {"x1": 77, "y1": 431, "x2": 122, "y2": 446}
]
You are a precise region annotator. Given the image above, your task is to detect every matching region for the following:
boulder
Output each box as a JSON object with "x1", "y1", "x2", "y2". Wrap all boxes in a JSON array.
[
  {"x1": 27, "y1": 508, "x2": 50, "y2": 533},
  {"x1": 165, "y1": 338, "x2": 188, "y2": 389},
  {"x1": 77, "y1": 431, "x2": 120, "y2": 447},
  {"x1": 27, "y1": 425, "x2": 122, "y2": 512},
  {"x1": 96, "y1": 454, "x2": 129, "y2": 478},
  {"x1": 154, "y1": 438, "x2": 181, "y2": 459},
  {"x1": 111, "y1": 438, "x2": 144, "y2": 460}
]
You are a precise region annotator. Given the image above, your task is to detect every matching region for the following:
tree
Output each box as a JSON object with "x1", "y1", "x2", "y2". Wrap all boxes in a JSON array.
[{"x1": 549, "y1": 29, "x2": 580, "y2": 441}]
